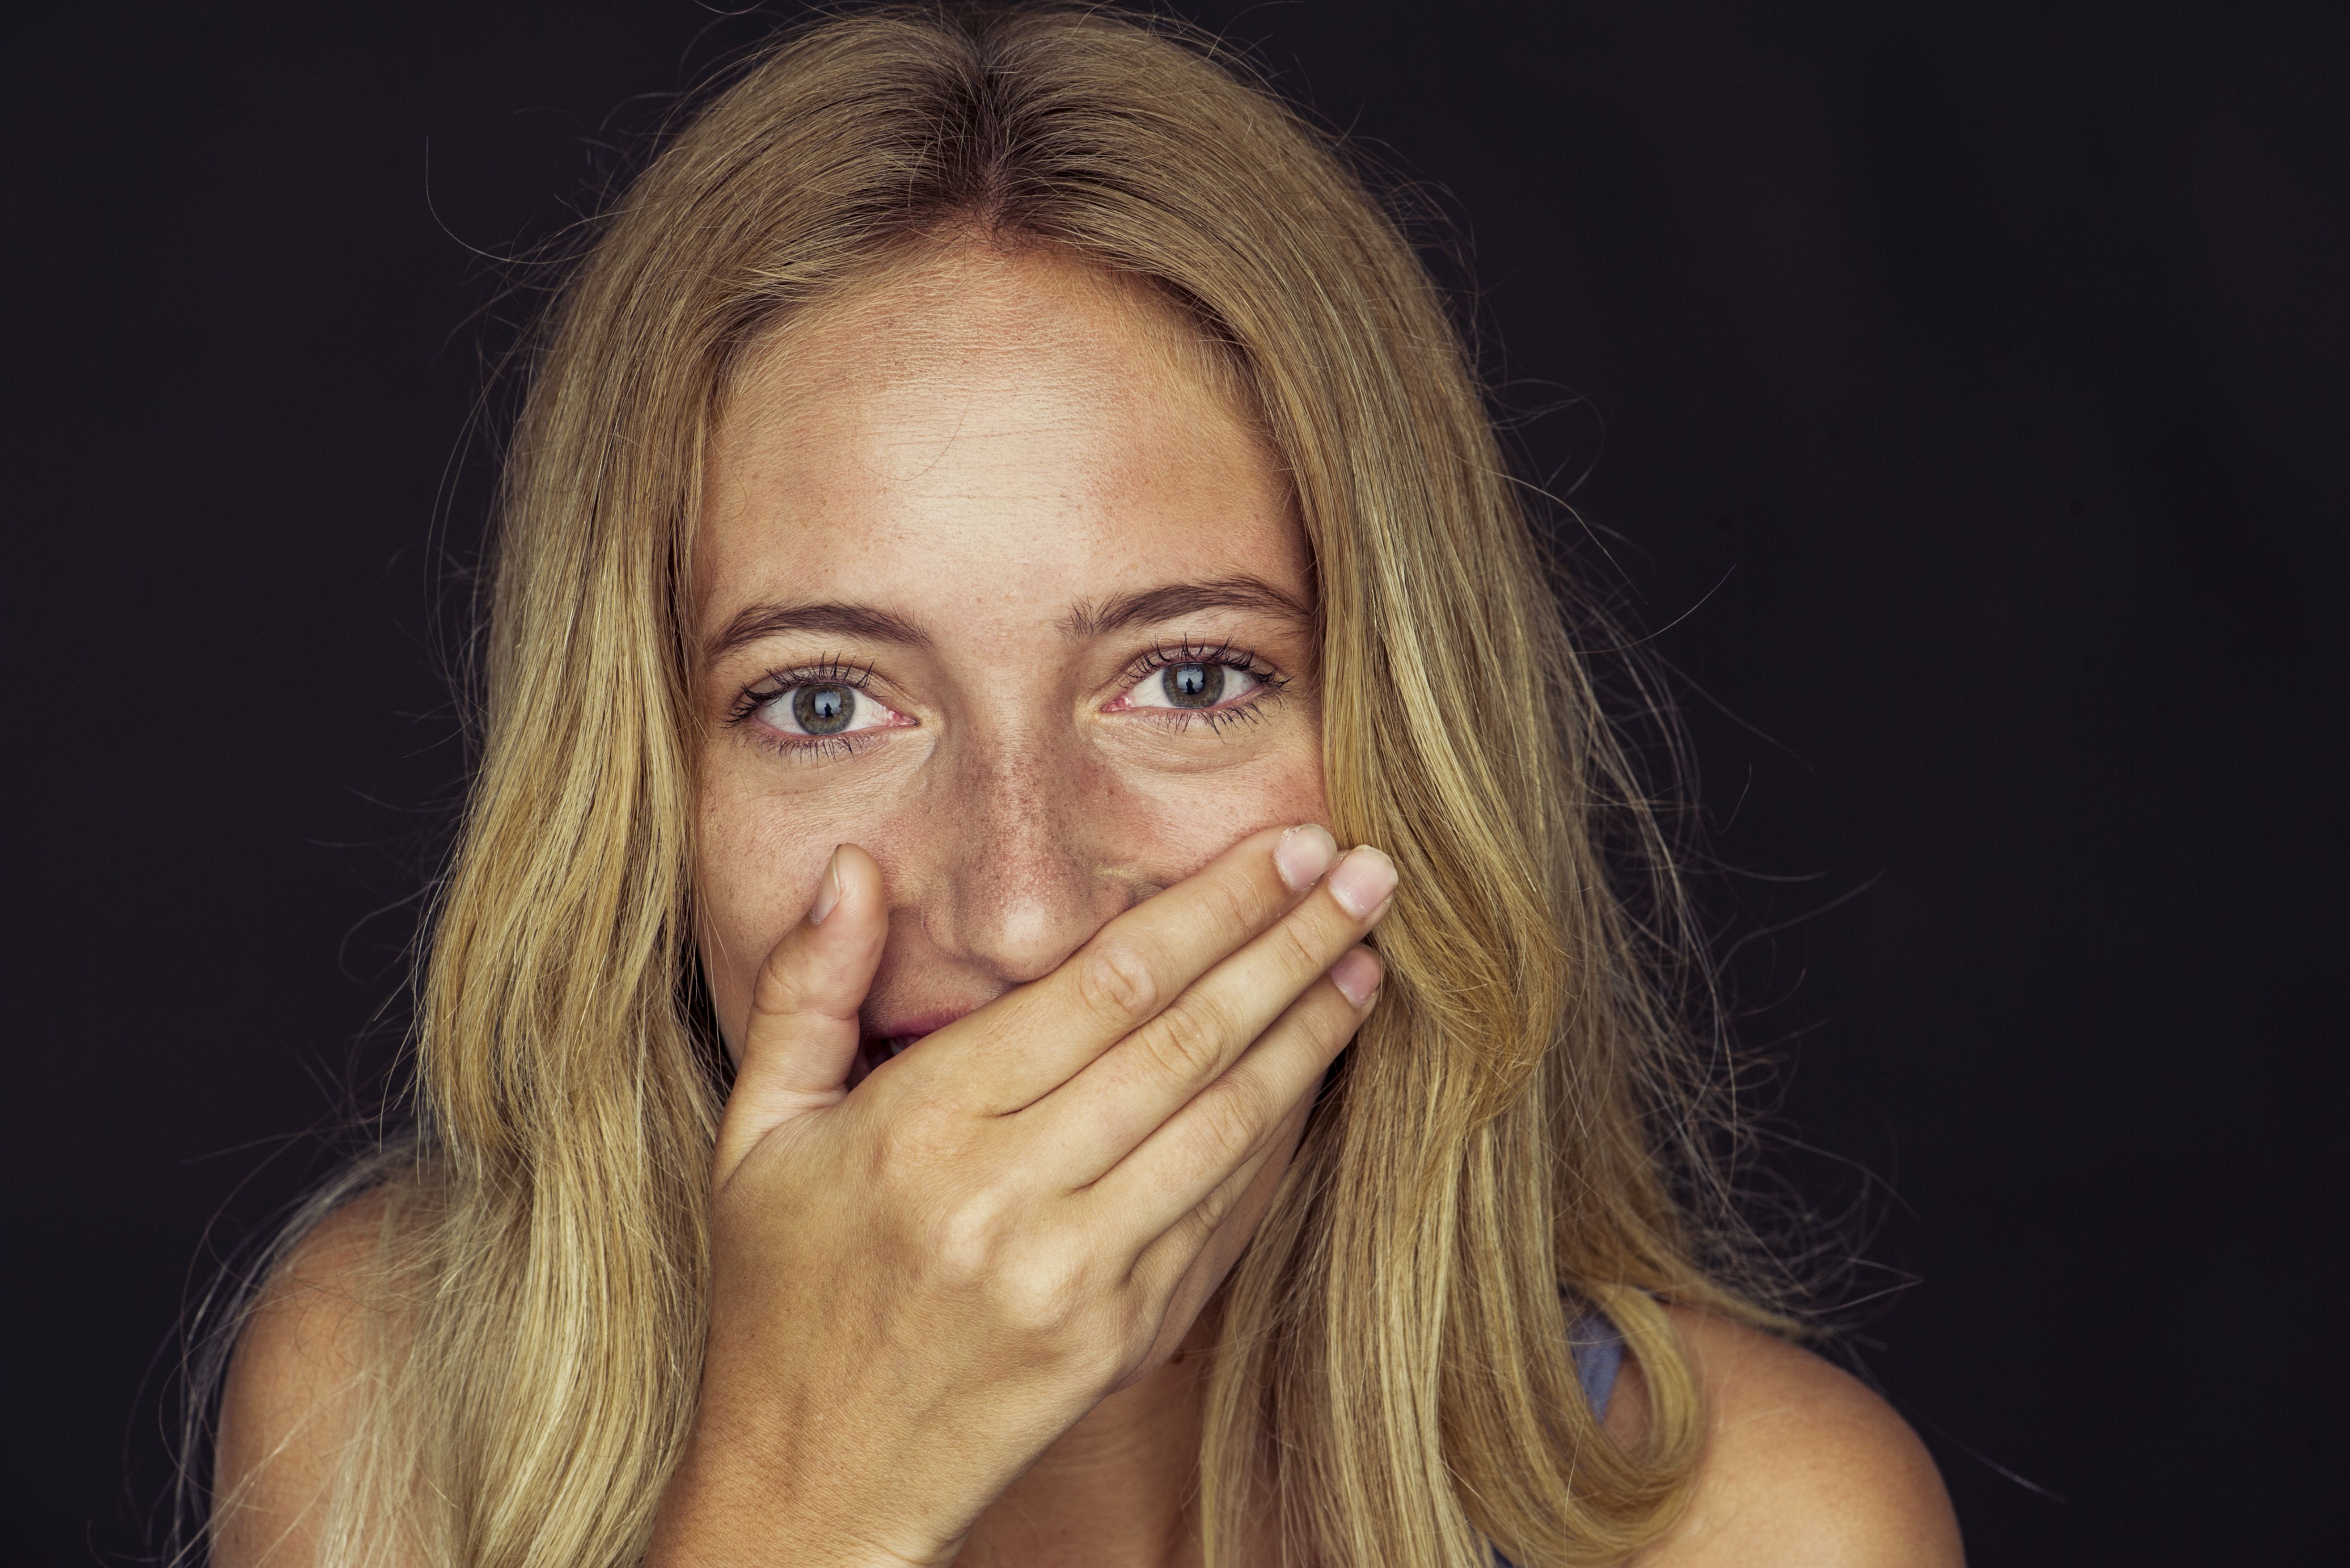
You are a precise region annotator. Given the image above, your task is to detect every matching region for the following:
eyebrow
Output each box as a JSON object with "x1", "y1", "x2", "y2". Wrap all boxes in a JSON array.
[
  {"x1": 705, "y1": 573, "x2": 1313, "y2": 668},
  {"x1": 704, "y1": 601, "x2": 932, "y2": 666},
  {"x1": 1061, "y1": 574, "x2": 1313, "y2": 639}
]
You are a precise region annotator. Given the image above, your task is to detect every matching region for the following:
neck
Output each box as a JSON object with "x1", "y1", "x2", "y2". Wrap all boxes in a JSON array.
[{"x1": 954, "y1": 1316, "x2": 1217, "y2": 1568}]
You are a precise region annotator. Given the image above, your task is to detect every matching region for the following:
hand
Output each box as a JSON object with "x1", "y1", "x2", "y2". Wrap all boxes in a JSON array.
[{"x1": 647, "y1": 825, "x2": 1395, "y2": 1567}]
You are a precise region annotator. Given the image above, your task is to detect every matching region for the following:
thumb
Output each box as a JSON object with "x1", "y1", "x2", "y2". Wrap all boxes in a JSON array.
[{"x1": 714, "y1": 843, "x2": 886, "y2": 1184}]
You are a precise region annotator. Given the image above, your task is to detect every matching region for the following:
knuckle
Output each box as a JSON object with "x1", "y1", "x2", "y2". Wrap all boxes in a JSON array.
[
  {"x1": 1077, "y1": 939, "x2": 1160, "y2": 1027},
  {"x1": 1200, "y1": 1169, "x2": 1255, "y2": 1227},
  {"x1": 929, "y1": 1189, "x2": 1018, "y2": 1279},
  {"x1": 1192, "y1": 1078, "x2": 1268, "y2": 1164},
  {"x1": 1142, "y1": 995, "x2": 1230, "y2": 1082},
  {"x1": 750, "y1": 954, "x2": 818, "y2": 1019},
  {"x1": 991, "y1": 1248, "x2": 1092, "y2": 1336},
  {"x1": 1205, "y1": 873, "x2": 1264, "y2": 942},
  {"x1": 749, "y1": 948, "x2": 860, "y2": 1033},
  {"x1": 1268, "y1": 915, "x2": 1329, "y2": 978}
]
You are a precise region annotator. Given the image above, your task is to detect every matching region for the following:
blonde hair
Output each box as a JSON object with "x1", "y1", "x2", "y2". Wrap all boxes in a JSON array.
[{"x1": 199, "y1": 5, "x2": 1789, "y2": 1564}]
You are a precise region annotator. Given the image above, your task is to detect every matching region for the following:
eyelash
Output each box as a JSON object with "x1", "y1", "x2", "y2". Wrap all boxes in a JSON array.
[
  {"x1": 1121, "y1": 640, "x2": 1289, "y2": 734},
  {"x1": 723, "y1": 642, "x2": 1291, "y2": 762},
  {"x1": 725, "y1": 658, "x2": 883, "y2": 762}
]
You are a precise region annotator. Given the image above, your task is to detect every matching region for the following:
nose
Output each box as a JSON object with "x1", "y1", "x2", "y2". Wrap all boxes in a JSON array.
[{"x1": 922, "y1": 721, "x2": 1131, "y2": 986}]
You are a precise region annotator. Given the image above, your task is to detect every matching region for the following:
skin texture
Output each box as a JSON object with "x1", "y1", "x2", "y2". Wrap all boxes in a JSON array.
[
  {"x1": 214, "y1": 248, "x2": 1963, "y2": 1567},
  {"x1": 1609, "y1": 1312, "x2": 1965, "y2": 1566}
]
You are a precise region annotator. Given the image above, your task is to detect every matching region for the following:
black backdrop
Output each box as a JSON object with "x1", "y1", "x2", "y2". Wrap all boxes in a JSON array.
[{"x1": 7, "y1": 2, "x2": 2344, "y2": 1562}]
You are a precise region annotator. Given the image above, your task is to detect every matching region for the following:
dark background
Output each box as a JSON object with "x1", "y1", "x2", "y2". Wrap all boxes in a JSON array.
[{"x1": 6, "y1": 1, "x2": 2343, "y2": 1561}]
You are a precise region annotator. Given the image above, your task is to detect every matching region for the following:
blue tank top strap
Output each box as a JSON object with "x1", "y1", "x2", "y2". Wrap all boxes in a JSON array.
[
  {"x1": 1492, "y1": 1306, "x2": 1626, "y2": 1568},
  {"x1": 1569, "y1": 1307, "x2": 1625, "y2": 1420}
]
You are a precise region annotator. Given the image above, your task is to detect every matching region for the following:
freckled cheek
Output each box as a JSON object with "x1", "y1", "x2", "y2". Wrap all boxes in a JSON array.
[
  {"x1": 692, "y1": 771, "x2": 904, "y2": 1038},
  {"x1": 1090, "y1": 743, "x2": 1330, "y2": 882}
]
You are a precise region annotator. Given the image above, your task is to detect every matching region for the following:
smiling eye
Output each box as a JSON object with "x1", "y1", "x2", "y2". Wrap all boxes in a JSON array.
[
  {"x1": 754, "y1": 681, "x2": 898, "y2": 737},
  {"x1": 1127, "y1": 660, "x2": 1263, "y2": 711}
]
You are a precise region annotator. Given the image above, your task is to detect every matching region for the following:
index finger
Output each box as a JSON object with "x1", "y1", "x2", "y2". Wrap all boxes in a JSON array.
[{"x1": 943, "y1": 823, "x2": 1341, "y2": 1114}]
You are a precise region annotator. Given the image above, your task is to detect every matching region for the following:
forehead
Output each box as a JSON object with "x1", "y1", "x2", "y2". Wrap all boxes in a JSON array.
[{"x1": 695, "y1": 247, "x2": 1307, "y2": 636}]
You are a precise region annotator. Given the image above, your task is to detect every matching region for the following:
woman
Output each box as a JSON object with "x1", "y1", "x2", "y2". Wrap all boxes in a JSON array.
[{"x1": 207, "y1": 5, "x2": 1961, "y2": 1564}]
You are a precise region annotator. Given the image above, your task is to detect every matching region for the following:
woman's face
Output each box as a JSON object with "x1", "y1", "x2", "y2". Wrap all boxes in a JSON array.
[{"x1": 693, "y1": 244, "x2": 1327, "y2": 1093}]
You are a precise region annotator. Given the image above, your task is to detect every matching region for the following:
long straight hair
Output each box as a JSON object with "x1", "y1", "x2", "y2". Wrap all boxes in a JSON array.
[{"x1": 196, "y1": 6, "x2": 1787, "y2": 1564}]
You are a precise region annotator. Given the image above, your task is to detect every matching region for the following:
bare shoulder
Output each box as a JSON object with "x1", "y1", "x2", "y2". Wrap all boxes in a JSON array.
[
  {"x1": 1611, "y1": 1307, "x2": 1965, "y2": 1567},
  {"x1": 214, "y1": 1188, "x2": 397, "y2": 1566}
]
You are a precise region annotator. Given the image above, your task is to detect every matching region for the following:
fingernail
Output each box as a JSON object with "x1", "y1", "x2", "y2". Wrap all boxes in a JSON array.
[
  {"x1": 1330, "y1": 947, "x2": 1382, "y2": 1008},
  {"x1": 809, "y1": 847, "x2": 844, "y2": 925},
  {"x1": 1327, "y1": 846, "x2": 1398, "y2": 919},
  {"x1": 1275, "y1": 824, "x2": 1340, "y2": 892}
]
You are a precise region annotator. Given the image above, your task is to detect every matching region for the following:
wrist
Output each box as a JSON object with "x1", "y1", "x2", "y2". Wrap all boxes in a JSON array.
[{"x1": 647, "y1": 1407, "x2": 950, "y2": 1568}]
